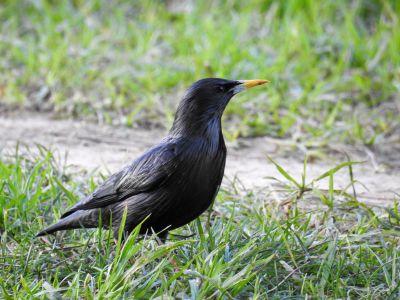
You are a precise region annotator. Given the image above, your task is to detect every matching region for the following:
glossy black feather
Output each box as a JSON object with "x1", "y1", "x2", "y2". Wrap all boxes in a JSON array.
[
  {"x1": 37, "y1": 78, "x2": 240, "y2": 238},
  {"x1": 61, "y1": 141, "x2": 179, "y2": 217}
]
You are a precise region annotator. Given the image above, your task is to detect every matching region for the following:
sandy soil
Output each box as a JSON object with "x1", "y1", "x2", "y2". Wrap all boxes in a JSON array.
[{"x1": 0, "y1": 113, "x2": 399, "y2": 207}]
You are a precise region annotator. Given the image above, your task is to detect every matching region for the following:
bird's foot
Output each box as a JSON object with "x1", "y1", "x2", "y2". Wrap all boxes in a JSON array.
[{"x1": 169, "y1": 233, "x2": 196, "y2": 240}]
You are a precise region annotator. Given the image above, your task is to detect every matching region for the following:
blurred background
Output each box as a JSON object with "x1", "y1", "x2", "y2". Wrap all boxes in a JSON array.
[{"x1": 0, "y1": 0, "x2": 399, "y2": 144}]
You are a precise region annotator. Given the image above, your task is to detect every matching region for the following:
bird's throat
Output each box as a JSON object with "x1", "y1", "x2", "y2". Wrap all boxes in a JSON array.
[{"x1": 170, "y1": 111, "x2": 223, "y2": 140}]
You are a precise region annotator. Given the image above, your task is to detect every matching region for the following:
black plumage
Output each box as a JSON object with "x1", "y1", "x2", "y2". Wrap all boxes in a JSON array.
[{"x1": 36, "y1": 78, "x2": 269, "y2": 240}]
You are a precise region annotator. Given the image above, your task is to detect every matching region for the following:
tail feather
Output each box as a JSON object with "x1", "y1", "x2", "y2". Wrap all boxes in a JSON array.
[
  {"x1": 36, "y1": 209, "x2": 100, "y2": 237},
  {"x1": 60, "y1": 195, "x2": 92, "y2": 219}
]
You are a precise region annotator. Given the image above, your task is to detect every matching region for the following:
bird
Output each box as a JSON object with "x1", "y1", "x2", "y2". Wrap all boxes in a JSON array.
[{"x1": 36, "y1": 78, "x2": 269, "y2": 241}]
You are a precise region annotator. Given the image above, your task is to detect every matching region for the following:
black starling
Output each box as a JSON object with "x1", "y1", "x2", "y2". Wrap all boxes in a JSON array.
[{"x1": 36, "y1": 78, "x2": 269, "y2": 240}]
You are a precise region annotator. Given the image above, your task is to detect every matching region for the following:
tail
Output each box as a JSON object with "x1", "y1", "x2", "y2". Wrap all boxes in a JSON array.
[{"x1": 36, "y1": 209, "x2": 100, "y2": 237}]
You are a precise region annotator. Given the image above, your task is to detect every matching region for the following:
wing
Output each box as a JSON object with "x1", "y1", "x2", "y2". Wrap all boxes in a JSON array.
[{"x1": 61, "y1": 141, "x2": 179, "y2": 218}]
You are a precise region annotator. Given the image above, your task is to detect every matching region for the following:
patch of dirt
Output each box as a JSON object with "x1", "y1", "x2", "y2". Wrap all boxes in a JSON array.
[{"x1": 0, "y1": 113, "x2": 399, "y2": 207}]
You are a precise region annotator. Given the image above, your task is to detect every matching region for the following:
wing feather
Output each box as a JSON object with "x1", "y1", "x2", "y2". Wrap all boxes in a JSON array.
[{"x1": 61, "y1": 142, "x2": 178, "y2": 218}]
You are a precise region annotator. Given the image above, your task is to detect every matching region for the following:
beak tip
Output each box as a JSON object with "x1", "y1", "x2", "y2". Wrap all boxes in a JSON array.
[{"x1": 243, "y1": 79, "x2": 270, "y2": 89}]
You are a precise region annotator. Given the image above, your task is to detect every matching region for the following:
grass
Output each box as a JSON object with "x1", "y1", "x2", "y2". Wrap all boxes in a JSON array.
[
  {"x1": 1, "y1": 146, "x2": 399, "y2": 298},
  {"x1": 0, "y1": 0, "x2": 399, "y2": 144}
]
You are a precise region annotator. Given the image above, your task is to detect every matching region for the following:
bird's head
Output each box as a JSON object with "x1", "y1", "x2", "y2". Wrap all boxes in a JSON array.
[{"x1": 170, "y1": 78, "x2": 269, "y2": 136}]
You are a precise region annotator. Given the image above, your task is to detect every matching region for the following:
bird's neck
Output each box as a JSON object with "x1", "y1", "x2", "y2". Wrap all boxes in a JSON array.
[{"x1": 169, "y1": 112, "x2": 223, "y2": 141}]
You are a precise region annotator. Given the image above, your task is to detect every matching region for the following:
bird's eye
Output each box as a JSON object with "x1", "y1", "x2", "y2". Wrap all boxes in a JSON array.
[{"x1": 218, "y1": 86, "x2": 225, "y2": 92}]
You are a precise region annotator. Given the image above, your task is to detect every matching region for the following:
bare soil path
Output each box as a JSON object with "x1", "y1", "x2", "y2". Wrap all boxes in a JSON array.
[{"x1": 1, "y1": 113, "x2": 399, "y2": 207}]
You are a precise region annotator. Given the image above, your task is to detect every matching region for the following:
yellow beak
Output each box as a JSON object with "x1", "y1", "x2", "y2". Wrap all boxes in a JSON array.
[{"x1": 242, "y1": 79, "x2": 270, "y2": 89}]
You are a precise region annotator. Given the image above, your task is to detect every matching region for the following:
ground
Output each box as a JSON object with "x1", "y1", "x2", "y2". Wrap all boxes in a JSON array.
[{"x1": 1, "y1": 112, "x2": 400, "y2": 298}]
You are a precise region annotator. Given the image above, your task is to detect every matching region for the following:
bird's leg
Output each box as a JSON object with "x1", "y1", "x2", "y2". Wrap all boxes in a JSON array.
[
  {"x1": 112, "y1": 228, "x2": 129, "y2": 246},
  {"x1": 154, "y1": 231, "x2": 179, "y2": 271},
  {"x1": 169, "y1": 233, "x2": 196, "y2": 239},
  {"x1": 206, "y1": 201, "x2": 215, "y2": 231},
  {"x1": 155, "y1": 230, "x2": 168, "y2": 245}
]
